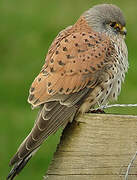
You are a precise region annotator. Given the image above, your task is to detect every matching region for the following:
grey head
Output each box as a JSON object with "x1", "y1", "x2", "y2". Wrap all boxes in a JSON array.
[{"x1": 84, "y1": 4, "x2": 127, "y2": 37}]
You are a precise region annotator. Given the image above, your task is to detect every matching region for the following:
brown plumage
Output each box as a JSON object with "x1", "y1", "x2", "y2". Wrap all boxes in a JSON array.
[{"x1": 7, "y1": 4, "x2": 128, "y2": 180}]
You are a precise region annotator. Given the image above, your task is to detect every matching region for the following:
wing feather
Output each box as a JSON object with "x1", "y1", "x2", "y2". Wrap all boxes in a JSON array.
[{"x1": 28, "y1": 19, "x2": 112, "y2": 107}]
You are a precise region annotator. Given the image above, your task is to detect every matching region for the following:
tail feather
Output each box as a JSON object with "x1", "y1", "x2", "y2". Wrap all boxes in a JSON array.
[
  {"x1": 7, "y1": 102, "x2": 77, "y2": 179},
  {"x1": 7, "y1": 88, "x2": 90, "y2": 179},
  {"x1": 7, "y1": 154, "x2": 32, "y2": 180}
]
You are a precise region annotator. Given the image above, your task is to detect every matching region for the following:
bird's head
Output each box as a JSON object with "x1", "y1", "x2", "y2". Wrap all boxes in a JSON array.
[{"x1": 84, "y1": 4, "x2": 127, "y2": 37}]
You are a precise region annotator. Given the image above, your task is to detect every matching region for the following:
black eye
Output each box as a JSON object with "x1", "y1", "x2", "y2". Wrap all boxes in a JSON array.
[
  {"x1": 110, "y1": 22, "x2": 116, "y2": 27},
  {"x1": 110, "y1": 22, "x2": 121, "y2": 33}
]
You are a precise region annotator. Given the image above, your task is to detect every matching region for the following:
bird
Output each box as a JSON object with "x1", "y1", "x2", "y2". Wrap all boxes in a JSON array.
[{"x1": 7, "y1": 3, "x2": 128, "y2": 180}]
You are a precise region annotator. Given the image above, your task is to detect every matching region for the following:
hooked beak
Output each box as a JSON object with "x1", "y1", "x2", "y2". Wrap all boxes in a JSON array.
[{"x1": 121, "y1": 27, "x2": 127, "y2": 36}]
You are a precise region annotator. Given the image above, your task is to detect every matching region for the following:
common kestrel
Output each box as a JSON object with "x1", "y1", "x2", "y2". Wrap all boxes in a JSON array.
[{"x1": 7, "y1": 4, "x2": 128, "y2": 179}]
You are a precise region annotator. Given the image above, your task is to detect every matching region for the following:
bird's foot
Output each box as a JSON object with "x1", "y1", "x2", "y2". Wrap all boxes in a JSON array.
[{"x1": 88, "y1": 109, "x2": 105, "y2": 114}]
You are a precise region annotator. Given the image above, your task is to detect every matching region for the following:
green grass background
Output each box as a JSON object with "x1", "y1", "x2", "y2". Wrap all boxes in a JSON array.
[{"x1": 1, "y1": 0, "x2": 137, "y2": 179}]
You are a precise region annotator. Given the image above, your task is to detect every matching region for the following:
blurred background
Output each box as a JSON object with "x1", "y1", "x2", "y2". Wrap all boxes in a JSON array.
[{"x1": 1, "y1": 0, "x2": 137, "y2": 179}]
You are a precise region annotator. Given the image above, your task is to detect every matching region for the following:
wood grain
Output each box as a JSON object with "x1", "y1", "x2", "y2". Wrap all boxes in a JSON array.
[{"x1": 44, "y1": 113, "x2": 137, "y2": 180}]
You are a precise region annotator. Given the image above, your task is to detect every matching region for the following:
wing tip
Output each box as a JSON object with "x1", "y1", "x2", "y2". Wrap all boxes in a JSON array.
[
  {"x1": 28, "y1": 94, "x2": 43, "y2": 109},
  {"x1": 27, "y1": 95, "x2": 37, "y2": 109}
]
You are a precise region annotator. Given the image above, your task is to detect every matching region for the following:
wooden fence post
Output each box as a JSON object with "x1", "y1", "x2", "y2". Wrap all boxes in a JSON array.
[{"x1": 44, "y1": 113, "x2": 137, "y2": 180}]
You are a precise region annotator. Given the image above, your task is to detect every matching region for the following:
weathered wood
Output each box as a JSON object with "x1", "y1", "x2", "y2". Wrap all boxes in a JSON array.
[{"x1": 44, "y1": 114, "x2": 137, "y2": 180}]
